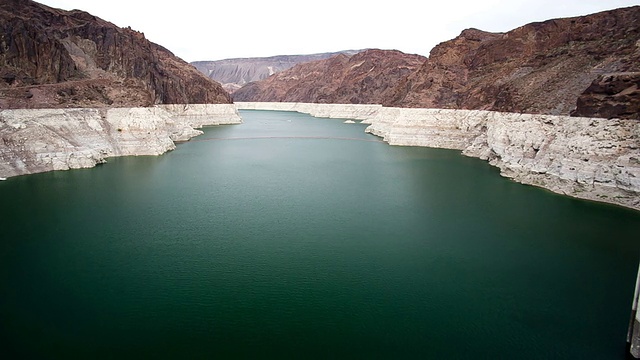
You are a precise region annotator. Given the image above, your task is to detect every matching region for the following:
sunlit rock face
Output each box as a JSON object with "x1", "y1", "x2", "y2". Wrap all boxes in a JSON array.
[
  {"x1": 0, "y1": 105, "x2": 241, "y2": 178},
  {"x1": 369, "y1": 109, "x2": 640, "y2": 212}
]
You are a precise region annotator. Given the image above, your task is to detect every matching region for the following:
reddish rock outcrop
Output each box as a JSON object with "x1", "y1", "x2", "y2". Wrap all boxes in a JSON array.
[
  {"x1": 386, "y1": 6, "x2": 640, "y2": 118},
  {"x1": 571, "y1": 72, "x2": 640, "y2": 119},
  {"x1": 0, "y1": 0, "x2": 231, "y2": 108},
  {"x1": 191, "y1": 50, "x2": 363, "y2": 94},
  {"x1": 232, "y1": 49, "x2": 427, "y2": 104},
  {"x1": 234, "y1": 6, "x2": 640, "y2": 119}
]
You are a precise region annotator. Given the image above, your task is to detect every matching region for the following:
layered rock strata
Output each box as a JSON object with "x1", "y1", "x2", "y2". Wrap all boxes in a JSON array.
[
  {"x1": 0, "y1": 104, "x2": 241, "y2": 178},
  {"x1": 236, "y1": 102, "x2": 640, "y2": 211}
]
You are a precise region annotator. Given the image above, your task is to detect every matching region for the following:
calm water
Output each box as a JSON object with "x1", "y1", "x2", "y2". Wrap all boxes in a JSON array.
[{"x1": 1, "y1": 110, "x2": 640, "y2": 359}]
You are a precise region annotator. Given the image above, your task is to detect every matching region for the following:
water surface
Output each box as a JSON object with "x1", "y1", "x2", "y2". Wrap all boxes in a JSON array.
[{"x1": 1, "y1": 110, "x2": 639, "y2": 359}]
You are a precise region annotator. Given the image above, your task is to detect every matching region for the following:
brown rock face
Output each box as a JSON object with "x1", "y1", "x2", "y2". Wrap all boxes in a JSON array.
[
  {"x1": 191, "y1": 50, "x2": 363, "y2": 94},
  {"x1": 232, "y1": 49, "x2": 427, "y2": 104},
  {"x1": 386, "y1": 6, "x2": 640, "y2": 118},
  {"x1": 234, "y1": 6, "x2": 639, "y2": 119},
  {"x1": 571, "y1": 72, "x2": 640, "y2": 119},
  {"x1": 0, "y1": 0, "x2": 231, "y2": 108}
]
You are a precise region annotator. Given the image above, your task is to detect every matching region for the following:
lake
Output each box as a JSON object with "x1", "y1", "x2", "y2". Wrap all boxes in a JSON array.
[{"x1": 1, "y1": 109, "x2": 639, "y2": 359}]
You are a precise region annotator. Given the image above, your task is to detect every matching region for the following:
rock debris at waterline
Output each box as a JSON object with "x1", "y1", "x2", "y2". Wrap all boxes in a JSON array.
[
  {"x1": 0, "y1": 104, "x2": 242, "y2": 179},
  {"x1": 236, "y1": 102, "x2": 640, "y2": 212}
]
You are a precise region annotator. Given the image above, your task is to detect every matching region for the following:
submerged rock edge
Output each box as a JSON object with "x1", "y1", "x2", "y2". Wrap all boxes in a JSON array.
[
  {"x1": 0, "y1": 104, "x2": 242, "y2": 178},
  {"x1": 237, "y1": 102, "x2": 640, "y2": 212}
]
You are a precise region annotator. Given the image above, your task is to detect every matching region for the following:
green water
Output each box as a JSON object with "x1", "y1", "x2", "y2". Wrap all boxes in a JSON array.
[{"x1": 1, "y1": 110, "x2": 639, "y2": 359}]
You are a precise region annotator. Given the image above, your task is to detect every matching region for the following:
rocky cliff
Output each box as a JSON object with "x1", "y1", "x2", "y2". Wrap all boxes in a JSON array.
[
  {"x1": 0, "y1": 104, "x2": 241, "y2": 178},
  {"x1": 191, "y1": 51, "x2": 362, "y2": 94},
  {"x1": 237, "y1": 102, "x2": 640, "y2": 211},
  {"x1": 0, "y1": 0, "x2": 231, "y2": 109},
  {"x1": 365, "y1": 108, "x2": 640, "y2": 211},
  {"x1": 571, "y1": 72, "x2": 640, "y2": 119},
  {"x1": 232, "y1": 49, "x2": 426, "y2": 104},
  {"x1": 387, "y1": 6, "x2": 640, "y2": 119},
  {"x1": 234, "y1": 7, "x2": 640, "y2": 120}
]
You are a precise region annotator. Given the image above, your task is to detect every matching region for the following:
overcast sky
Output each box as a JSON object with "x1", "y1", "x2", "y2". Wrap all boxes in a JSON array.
[{"x1": 38, "y1": 0, "x2": 640, "y2": 62}]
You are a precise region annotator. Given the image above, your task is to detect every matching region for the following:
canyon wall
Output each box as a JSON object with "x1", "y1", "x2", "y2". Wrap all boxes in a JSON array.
[
  {"x1": 237, "y1": 102, "x2": 640, "y2": 211},
  {"x1": 191, "y1": 50, "x2": 362, "y2": 94},
  {"x1": 234, "y1": 7, "x2": 640, "y2": 120},
  {"x1": 0, "y1": 104, "x2": 241, "y2": 178},
  {"x1": 386, "y1": 6, "x2": 640, "y2": 117},
  {"x1": 0, "y1": 0, "x2": 231, "y2": 109},
  {"x1": 232, "y1": 50, "x2": 426, "y2": 104}
]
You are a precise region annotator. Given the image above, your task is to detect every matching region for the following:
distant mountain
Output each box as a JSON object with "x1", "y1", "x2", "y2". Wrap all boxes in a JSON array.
[
  {"x1": 232, "y1": 49, "x2": 427, "y2": 104},
  {"x1": 0, "y1": 0, "x2": 230, "y2": 109},
  {"x1": 191, "y1": 50, "x2": 363, "y2": 94},
  {"x1": 233, "y1": 6, "x2": 640, "y2": 120}
]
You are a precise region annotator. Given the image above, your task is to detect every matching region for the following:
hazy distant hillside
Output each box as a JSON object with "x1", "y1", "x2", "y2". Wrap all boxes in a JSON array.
[{"x1": 191, "y1": 50, "x2": 362, "y2": 93}]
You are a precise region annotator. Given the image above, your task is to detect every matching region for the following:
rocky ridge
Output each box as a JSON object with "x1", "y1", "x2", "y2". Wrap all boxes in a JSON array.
[
  {"x1": 191, "y1": 50, "x2": 362, "y2": 94},
  {"x1": 387, "y1": 6, "x2": 640, "y2": 118},
  {"x1": 232, "y1": 49, "x2": 426, "y2": 104},
  {"x1": 234, "y1": 7, "x2": 640, "y2": 120},
  {"x1": 0, "y1": 104, "x2": 241, "y2": 178},
  {"x1": 0, "y1": 0, "x2": 231, "y2": 109},
  {"x1": 236, "y1": 102, "x2": 640, "y2": 211}
]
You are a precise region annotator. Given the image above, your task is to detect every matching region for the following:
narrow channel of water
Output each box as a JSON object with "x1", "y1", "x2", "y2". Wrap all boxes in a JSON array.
[{"x1": 1, "y1": 110, "x2": 639, "y2": 358}]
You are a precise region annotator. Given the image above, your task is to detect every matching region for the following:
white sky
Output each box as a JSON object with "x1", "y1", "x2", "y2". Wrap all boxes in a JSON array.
[{"x1": 37, "y1": 0, "x2": 640, "y2": 62}]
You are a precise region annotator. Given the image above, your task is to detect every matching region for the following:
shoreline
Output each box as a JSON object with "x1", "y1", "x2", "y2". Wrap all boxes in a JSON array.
[
  {"x1": 0, "y1": 104, "x2": 242, "y2": 179},
  {"x1": 236, "y1": 102, "x2": 640, "y2": 212},
  {"x1": 1, "y1": 101, "x2": 638, "y2": 212}
]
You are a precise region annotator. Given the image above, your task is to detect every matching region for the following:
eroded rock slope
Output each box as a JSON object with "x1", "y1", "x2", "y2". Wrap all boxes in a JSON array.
[
  {"x1": 235, "y1": 7, "x2": 640, "y2": 119},
  {"x1": 0, "y1": 0, "x2": 231, "y2": 109},
  {"x1": 232, "y1": 49, "x2": 426, "y2": 104},
  {"x1": 387, "y1": 6, "x2": 640, "y2": 118},
  {"x1": 191, "y1": 51, "x2": 362, "y2": 94}
]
